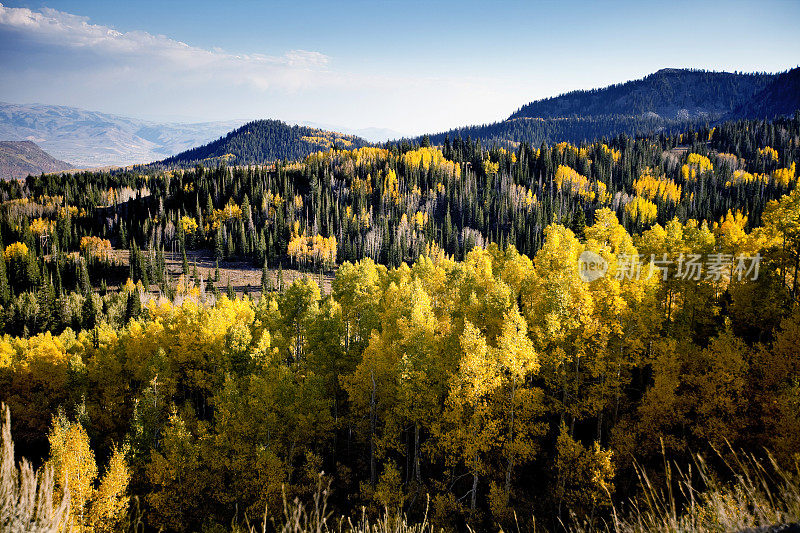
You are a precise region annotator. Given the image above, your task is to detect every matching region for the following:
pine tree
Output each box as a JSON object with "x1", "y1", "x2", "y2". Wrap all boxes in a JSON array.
[
  {"x1": 81, "y1": 292, "x2": 97, "y2": 330},
  {"x1": 261, "y1": 259, "x2": 269, "y2": 295},
  {"x1": 182, "y1": 249, "x2": 189, "y2": 276},
  {"x1": 571, "y1": 209, "x2": 586, "y2": 240},
  {"x1": 78, "y1": 258, "x2": 91, "y2": 294},
  {"x1": 125, "y1": 289, "x2": 141, "y2": 323},
  {"x1": 0, "y1": 253, "x2": 9, "y2": 306},
  {"x1": 214, "y1": 228, "x2": 224, "y2": 262}
]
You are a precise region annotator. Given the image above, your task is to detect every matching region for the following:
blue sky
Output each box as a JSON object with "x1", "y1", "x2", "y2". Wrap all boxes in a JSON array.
[{"x1": 1, "y1": 0, "x2": 798, "y2": 135}]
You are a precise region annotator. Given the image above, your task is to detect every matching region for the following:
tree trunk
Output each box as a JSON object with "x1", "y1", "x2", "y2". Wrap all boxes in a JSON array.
[
  {"x1": 471, "y1": 460, "x2": 478, "y2": 512},
  {"x1": 413, "y1": 423, "x2": 422, "y2": 484},
  {"x1": 505, "y1": 376, "x2": 517, "y2": 493},
  {"x1": 370, "y1": 370, "x2": 377, "y2": 487}
]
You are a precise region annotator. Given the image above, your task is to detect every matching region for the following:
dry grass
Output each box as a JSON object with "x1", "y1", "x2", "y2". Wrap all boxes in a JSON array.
[
  {"x1": 568, "y1": 446, "x2": 800, "y2": 533},
  {"x1": 242, "y1": 476, "x2": 435, "y2": 533},
  {"x1": 243, "y1": 449, "x2": 800, "y2": 533},
  {"x1": 0, "y1": 403, "x2": 70, "y2": 533}
]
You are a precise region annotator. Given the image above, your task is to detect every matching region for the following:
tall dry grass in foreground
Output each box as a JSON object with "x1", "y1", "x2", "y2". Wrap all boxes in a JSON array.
[
  {"x1": 570, "y1": 447, "x2": 800, "y2": 533},
  {"x1": 243, "y1": 477, "x2": 434, "y2": 533},
  {"x1": 0, "y1": 403, "x2": 70, "y2": 533},
  {"x1": 1, "y1": 403, "x2": 798, "y2": 533}
]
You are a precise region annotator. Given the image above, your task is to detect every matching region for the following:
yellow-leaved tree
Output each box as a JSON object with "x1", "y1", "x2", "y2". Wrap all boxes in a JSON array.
[{"x1": 48, "y1": 412, "x2": 130, "y2": 532}]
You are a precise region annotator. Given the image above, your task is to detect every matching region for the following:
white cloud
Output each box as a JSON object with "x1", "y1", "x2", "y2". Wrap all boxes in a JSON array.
[
  {"x1": 0, "y1": 3, "x2": 529, "y2": 132},
  {"x1": 0, "y1": 2, "x2": 330, "y2": 91}
]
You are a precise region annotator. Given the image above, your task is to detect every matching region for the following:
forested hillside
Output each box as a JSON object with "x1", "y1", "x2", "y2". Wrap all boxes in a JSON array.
[
  {"x1": 5, "y1": 116, "x2": 796, "y2": 300},
  {"x1": 509, "y1": 68, "x2": 774, "y2": 120},
  {"x1": 157, "y1": 119, "x2": 370, "y2": 167},
  {"x1": 732, "y1": 67, "x2": 800, "y2": 119},
  {"x1": 1, "y1": 116, "x2": 800, "y2": 531}
]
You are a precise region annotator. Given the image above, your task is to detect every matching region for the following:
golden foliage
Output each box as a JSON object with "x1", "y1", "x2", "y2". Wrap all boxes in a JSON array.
[
  {"x1": 403, "y1": 147, "x2": 461, "y2": 178},
  {"x1": 634, "y1": 170, "x2": 681, "y2": 203},
  {"x1": 288, "y1": 229, "x2": 338, "y2": 268},
  {"x1": 29, "y1": 217, "x2": 54, "y2": 236},
  {"x1": 179, "y1": 215, "x2": 198, "y2": 235},
  {"x1": 554, "y1": 165, "x2": 607, "y2": 202},
  {"x1": 681, "y1": 153, "x2": 714, "y2": 181},
  {"x1": 80, "y1": 236, "x2": 112, "y2": 261},
  {"x1": 4, "y1": 241, "x2": 29, "y2": 261},
  {"x1": 625, "y1": 196, "x2": 658, "y2": 225},
  {"x1": 759, "y1": 146, "x2": 779, "y2": 162}
]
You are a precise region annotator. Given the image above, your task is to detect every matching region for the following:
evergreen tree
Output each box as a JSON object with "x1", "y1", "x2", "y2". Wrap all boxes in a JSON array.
[
  {"x1": 571, "y1": 209, "x2": 587, "y2": 240},
  {"x1": 81, "y1": 292, "x2": 97, "y2": 330},
  {"x1": 261, "y1": 259, "x2": 269, "y2": 295},
  {"x1": 0, "y1": 254, "x2": 9, "y2": 306},
  {"x1": 125, "y1": 289, "x2": 142, "y2": 323}
]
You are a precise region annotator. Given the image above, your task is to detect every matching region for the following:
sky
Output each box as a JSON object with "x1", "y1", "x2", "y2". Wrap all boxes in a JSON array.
[{"x1": 1, "y1": 0, "x2": 799, "y2": 136}]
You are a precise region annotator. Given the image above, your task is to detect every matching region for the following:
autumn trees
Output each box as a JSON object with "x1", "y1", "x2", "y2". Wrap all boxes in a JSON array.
[
  {"x1": 0, "y1": 115, "x2": 799, "y2": 530},
  {"x1": 0, "y1": 215, "x2": 796, "y2": 530}
]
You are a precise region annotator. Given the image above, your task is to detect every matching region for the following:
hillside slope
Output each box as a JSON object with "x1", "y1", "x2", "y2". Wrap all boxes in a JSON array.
[
  {"x1": 158, "y1": 120, "x2": 370, "y2": 167},
  {"x1": 509, "y1": 68, "x2": 774, "y2": 120},
  {"x1": 0, "y1": 141, "x2": 72, "y2": 180}
]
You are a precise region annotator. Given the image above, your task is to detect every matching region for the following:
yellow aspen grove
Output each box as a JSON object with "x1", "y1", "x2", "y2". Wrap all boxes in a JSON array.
[
  {"x1": 91, "y1": 446, "x2": 131, "y2": 532},
  {"x1": 634, "y1": 170, "x2": 682, "y2": 203},
  {"x1": 759, "y1": 146, "x2": 779, "y2": 162},
  {"x1": 80, "y1": 236, "x2": 113, "y2": 261},
  {"x1": 681, "y1": 153, "x2": 713, "y2": 182},
  {"x1": 29, "y1": 217, "x2": 55, "y2": 236},
  {"x1": 179, "y1": 215, "x2": 198, "y2": 234},
  {"x1": 624, "y1": 196, "x2": 658, "y2": 225},
  {"x1": 554, "y1": 165, "x2": 606, "y2": 202}
]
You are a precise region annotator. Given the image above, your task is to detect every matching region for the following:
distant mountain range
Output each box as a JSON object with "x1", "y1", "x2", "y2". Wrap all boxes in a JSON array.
[
  {"x1": 0, "y1": 141, "x2": 72, "y2": 180},
  {"x1": 0, "y1": 102, "x2": 244, "y2": 168},
  {"x1": 418, "y1": 67, "x2": 799, "y2": 146},
  {"x1": 156, "y1": 120, "x2": 370, "y2": 168}
]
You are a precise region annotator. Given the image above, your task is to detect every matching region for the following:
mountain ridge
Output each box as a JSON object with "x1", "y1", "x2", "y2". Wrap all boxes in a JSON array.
[
  {"x1": 508, "y1": 68, "x2": 775, "y2": 121},
  {"x1": 730, "y1": 67, "x2": 800, "y2": 120}
]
